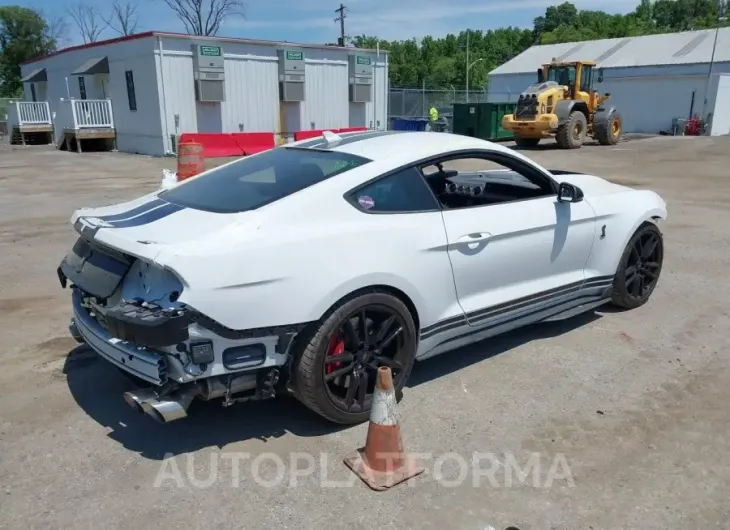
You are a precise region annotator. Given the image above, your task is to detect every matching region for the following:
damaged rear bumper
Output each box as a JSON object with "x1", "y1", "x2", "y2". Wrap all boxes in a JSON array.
[{"x1": 71, "y1": 289, "x2": 169, "y2": 385}]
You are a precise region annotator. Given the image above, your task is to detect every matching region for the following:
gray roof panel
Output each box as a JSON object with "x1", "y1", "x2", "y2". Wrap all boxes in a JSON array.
[{"x1": 490, "y1": 28, "x2": 730, "y2": 75}]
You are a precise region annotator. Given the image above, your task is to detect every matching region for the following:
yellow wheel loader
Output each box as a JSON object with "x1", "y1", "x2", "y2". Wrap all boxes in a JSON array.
[{"x1": 502, "y1": 60, "x2": 623, "y2": 149}]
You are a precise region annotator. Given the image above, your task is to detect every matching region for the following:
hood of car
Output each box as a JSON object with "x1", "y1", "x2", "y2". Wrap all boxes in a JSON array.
[
  {"x1": 71, "y1": 195, "x2": 261, "y2": 261},
  {"x1": 550, "y1": 171, "x2": 632, "y2": 196}
]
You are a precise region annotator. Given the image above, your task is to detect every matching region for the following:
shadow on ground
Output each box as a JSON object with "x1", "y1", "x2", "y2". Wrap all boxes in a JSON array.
[
  {"x1": 510, "y1": 134, "x2": 655, "y2": 152},
  {"x1": 65, "y1": 311, "x2": 601, "y2": 460},
  {"x1": 408, "y1": 311, "x2": 601, "y2": 386}
]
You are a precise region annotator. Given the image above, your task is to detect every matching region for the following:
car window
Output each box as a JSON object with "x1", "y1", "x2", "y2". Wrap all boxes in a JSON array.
[
  {"x1": 419, "y1": 154, "x2": 555, "y2": 211},
  {"x1": 351, "y1": 167, "x2": 439, "y2": 213},
  {"x1": 160, "y1": 147, "x2": 371, "y2": 213}
]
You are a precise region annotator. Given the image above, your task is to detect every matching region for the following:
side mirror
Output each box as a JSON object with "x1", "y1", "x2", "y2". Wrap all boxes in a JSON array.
[
  {"x1": 536, "y1": 68, "x2": 544, "y2": 83},
  {"x1": 558, "y1": 182, "x2": 584, "y2": 203}
]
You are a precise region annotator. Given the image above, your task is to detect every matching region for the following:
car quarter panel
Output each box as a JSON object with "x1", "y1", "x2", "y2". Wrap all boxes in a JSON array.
[
  {"x1": 154, "y1": 194, "x2": 462, "y2": 334},
  {"x1": 583, "y1": 188, "x2": 667, "y2": 279}
]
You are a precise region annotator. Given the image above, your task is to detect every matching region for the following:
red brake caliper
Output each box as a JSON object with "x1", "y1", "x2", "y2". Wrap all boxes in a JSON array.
[{"x1": 325, "y1": 334, "x2": 346, "y2": 375}]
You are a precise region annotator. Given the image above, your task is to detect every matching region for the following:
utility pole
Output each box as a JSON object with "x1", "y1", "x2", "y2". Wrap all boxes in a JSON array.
[
  {"x1": 700, "y1": 15, "x2": 727, "y2": 125},
  {"x1": 335, "y1": 4, "x2": 347, "y2": 47}
]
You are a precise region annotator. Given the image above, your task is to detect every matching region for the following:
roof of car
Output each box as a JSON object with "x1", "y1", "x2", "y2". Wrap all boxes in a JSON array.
[{"x1": 289, "y1": 130, "x2": 514, "y2": 163}]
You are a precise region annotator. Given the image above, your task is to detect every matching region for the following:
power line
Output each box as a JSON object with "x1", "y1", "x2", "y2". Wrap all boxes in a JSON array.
[{"x1": 334, "y1": 3, "x2": 347, "y2": 46}]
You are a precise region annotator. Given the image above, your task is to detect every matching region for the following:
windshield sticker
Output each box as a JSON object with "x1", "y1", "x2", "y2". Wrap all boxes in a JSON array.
[{"x1": 358, "y1": 195, "x2": 375, "y2": 210}]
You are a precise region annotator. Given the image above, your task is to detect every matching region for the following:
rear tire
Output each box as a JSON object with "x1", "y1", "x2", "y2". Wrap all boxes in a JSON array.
[
  {"x1": 291, "y1": 291, "x2": 417, "y2": 424},
  {"x1": 596, "y1": 110, "x2": 623, "y2": 145},
  {"x1": 514, "y1": 137, "x2": 540, "y2": 148},
  {"x1": 556, "y1": 111, "x2": 587, "y2": 149},
  {"x1": 611, "y1": 222, "x2": 664, "y2": 309}
]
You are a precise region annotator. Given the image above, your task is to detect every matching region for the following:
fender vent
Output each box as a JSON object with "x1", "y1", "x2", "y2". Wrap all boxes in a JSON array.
[
  {"x1": 594, "y1": 38, "x2": 632, "y2": 63},
  {"x1": 673, "y1": 33, "x2": 710, "y2": 58}
]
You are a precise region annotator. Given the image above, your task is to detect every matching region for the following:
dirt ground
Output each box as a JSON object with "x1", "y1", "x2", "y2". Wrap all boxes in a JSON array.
[{"x1": 1, "y1": 135, "x2": 729, "y2": 530}]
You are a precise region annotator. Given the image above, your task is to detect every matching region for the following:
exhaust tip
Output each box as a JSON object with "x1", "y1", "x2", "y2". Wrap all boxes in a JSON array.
[
  {"x1": 122, "y1": 387, "x2": 197, "y2": 424},
  {"x1": 140, "y1": 402, "x2": 168, "y2": 423},
  {"x1": 123, "y1": 391, "x2": 145, "y2": 414}
]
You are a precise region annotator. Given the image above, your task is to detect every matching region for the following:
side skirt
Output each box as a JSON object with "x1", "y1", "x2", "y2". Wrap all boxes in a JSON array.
[
  {"x1": 541, "y1": 297, "x2": 610, "y2": 322},
  {"x1": 416, "y1": 288, "x2": 610, "y2": 361}
]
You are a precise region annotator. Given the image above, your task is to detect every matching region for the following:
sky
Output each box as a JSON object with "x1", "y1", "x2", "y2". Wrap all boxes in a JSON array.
[{"x1": 13, "y1": 0, "x2": 641, "y2": 48}]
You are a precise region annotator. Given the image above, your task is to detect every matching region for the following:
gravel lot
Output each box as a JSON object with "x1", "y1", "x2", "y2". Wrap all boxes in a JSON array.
[{"x1": 1, "y1": 135, "x2": 729, "y2": 530}]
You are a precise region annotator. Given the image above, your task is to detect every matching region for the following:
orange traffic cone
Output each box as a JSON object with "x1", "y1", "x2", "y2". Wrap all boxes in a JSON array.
[{"x1": 343, "y1": 366, "x2": 424, "y2": 491}]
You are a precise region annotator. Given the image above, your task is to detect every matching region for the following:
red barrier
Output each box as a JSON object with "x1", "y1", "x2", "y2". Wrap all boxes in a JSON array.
[
  {"x1": 179, "y1": 133, "x2": 243, "y2": 158},
  {"x1": 180, "y1": 129, "x2": 366, "y2": 156},
  {"x1": 294, "y1": 129, "x2": 324, "y2": 141},
  {"x1": 231, "y1": 132, "x2": 276, "y2": 155},
  {"x1": 179, "y1": 132, "x2": 276, "y2": 158}
]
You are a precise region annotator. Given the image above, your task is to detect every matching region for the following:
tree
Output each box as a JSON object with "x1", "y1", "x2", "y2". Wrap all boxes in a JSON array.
[
  {"x1": 66, "y1": 1, "x2": 108, "y2": 44},
  {"x1": 351, "y1": 0, "x2": 730, "y2": 90},
  {"x1": 160, "y1": 0, "x2": 246, "y2": 36},
  {"x1": 0, "y1": 6, "x2": 57, "y2": 97},
  {"x1": 102, "y1": 0, "x2": 140, "y2": 36},
  {"x1": 41, "y1": 12, "x2": 70, "y2": 48}
]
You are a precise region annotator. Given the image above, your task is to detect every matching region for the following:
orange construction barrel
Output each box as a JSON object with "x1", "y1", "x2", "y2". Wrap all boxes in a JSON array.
[{"x1": 177, "y1": 140, "x2": 205, "y2": 181}]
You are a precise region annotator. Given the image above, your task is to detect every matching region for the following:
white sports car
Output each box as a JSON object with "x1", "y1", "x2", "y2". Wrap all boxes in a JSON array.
[{"x1": 59, "y1": 130, "x2": 666, "y2": 425}]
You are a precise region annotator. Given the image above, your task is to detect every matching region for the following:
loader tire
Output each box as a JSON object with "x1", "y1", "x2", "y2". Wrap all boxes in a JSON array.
[
  {"x1": 556, "y1": 111, "x2": 587, "y2": 149},
  {"x1": 596, "y1": 110, "x2": 623, "y2": 145}
]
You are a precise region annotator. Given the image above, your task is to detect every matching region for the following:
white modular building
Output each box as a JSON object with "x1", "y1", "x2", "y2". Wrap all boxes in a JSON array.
[
  {"x1": 488, "y1": 28, "x2": 730, "y2": 135},
  {"x1": 15, "y1": 31, "x2": 389, "y2": 155}
]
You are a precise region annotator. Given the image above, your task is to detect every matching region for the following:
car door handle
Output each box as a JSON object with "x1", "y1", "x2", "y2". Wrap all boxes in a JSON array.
[{"x1": 457, "y1": 232, "x2": 492, "y2": 243}]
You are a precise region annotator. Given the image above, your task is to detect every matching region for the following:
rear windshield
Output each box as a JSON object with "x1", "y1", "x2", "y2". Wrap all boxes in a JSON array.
[{"x1": 160, "y1": 147, "x2": 371, "y2": 213}]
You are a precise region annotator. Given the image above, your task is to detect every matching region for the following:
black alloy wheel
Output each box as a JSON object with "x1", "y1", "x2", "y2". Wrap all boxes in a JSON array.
[
  {"x1": 323, "y1": 307, "x2": 407, "y2": 413},
  {"x1": 292, "y1": 291, "x2": 417, "y2": 424},
  {"x1": 611, "y1": 222, "x2": 664, "y2": 309}
]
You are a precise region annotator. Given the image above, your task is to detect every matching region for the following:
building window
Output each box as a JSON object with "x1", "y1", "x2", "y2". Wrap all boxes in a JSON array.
[
  {"x1": 30, "y1": 83, "x2": 37, "y2": 102},
  {"x1": 125, "y1": 70, "x2": 137, "y2": 111},
  {"x1": 78, "y1": 77, "x2": 87, "y2": 100}
]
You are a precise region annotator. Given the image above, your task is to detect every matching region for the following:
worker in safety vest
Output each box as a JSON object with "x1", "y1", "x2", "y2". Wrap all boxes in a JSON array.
[{"x1": 429, "y1": 106, "x2": 439, "y2": 122}]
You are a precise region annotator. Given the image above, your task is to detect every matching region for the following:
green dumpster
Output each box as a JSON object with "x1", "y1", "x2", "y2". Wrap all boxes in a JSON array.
[{"x1": 452, "y1": 102, "x2": 516, "y2": 141}]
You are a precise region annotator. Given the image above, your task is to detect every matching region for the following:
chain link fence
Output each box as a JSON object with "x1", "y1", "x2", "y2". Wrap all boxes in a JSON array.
[
  {"x1": 387, "y1": 88, "x2": 526, "y2": 131},
  {"x1": 388, "y1": 87, "x2": 489, "y2": 131}
]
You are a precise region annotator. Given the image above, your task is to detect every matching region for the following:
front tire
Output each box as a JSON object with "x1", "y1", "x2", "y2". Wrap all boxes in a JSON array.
[
  {"x1": 556, "y1": 110, "x2": 587, "y2": 149},
  {"x1": 611, "y1": 222, "x2": 664, "y2": 309},
  {"x1": 596, "y1": 110, "x2": 623, "y2": 145},
  {"x1": 292, "y1": 291, "x2": 417, "y2": 424}
]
